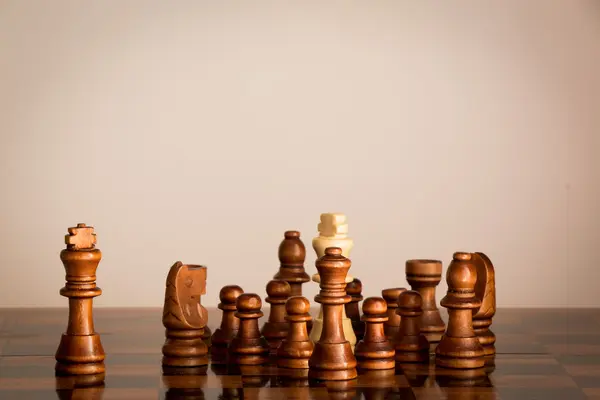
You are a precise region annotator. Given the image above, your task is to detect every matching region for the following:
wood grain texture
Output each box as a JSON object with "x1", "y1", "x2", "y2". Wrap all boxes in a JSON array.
[
  {"x1": 308, "y1": 247, "x2": 358, "y2": 381},
  {"x1": 435, "y1": 252, "x2": 485, "y2": 369},
  {"x1": 2, "y1": 308, "x2": 600, "y2": 399},
  {"x1": 161, "y1": 262, "x2": 208, "y2": 368},
  {"x1": 55, "y1": 223, "x2": 105, "y2": 376}
]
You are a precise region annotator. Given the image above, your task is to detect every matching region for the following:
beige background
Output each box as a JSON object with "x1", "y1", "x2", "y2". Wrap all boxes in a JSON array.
[{"x1": 1, "y1": 1, "x2": 599, "y2": 308}]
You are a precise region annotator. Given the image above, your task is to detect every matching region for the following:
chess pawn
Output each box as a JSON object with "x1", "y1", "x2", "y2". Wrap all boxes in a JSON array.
[
  {"x1": 308, "y1": 247, "x2": 358, "y2": 381},
  {"x1": 405, "y1": 259, "x2": 446, "y2": 344},
  {"x1": 435, "y1": 252, "x2": 485, "y2": 369},
  {"x1": 345, "y1": 278, "x2": 365, "y2": 341},
  {"x1": 394, "y1": 290, "x2": 430, "y2": 363},
  {"x1": 210, "y1": 285, "x2": 244, "y2": 364},
  {"x1": 354, "y1": 297, "x2": 395, "y2": 371},
  {"x1": 277, "y1": 296, "x2": 314, "y2": 369},
  {"x1": 161, "y1": 262, "x2": 209, "y2": 368},
  {"x1": 310, "y1": 213, "x2": 356, "y2": 350},
  {"x1": 261, "y1": 280, "x2": 292, "y2": 353},
  {"x1": 229, "y1": 293, "x2": 270, "y2": 365},
  {"x1": 382, "y1": 288, "x2": 406, "y2": 341},
  {"x1": 275, "y1": 231, "x2": 312, "y2": 332},
  {"x1": 471, "y1": 252, "x2": 496, "y2": 356},
  {"x1": 55, "y1": 223, "x2": 106, "y2": 376},
  {"x1": 274, "y1": 231, "x2": 311, "y2": 297}
]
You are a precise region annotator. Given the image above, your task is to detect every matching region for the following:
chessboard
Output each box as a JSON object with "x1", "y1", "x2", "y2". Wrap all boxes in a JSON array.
[{"x1": 0, "y1": 307, "x2": 599, "y2": 399}]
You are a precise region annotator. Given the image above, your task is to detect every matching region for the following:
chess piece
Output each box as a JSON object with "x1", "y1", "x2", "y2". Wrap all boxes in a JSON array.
[
  {"x1": 161, "y1": 262, "x2": 209, "y2": 368},
  {"x1": 277, "y1": 296, "x2": 314, "y2": 369},
  {"x1": 471, "y1": 252, "x2": 496, "y2": 356},
  {"x1": 274, "y1": 231, "x2": 312, "y2": 332},
  {"x1": 202, "y1": 326, "x2": 212, "y2": 347},
  {"x1": 55, "y1": 223, "x2": 106, "y2": 376},
  {"x1": 210, "y1": 285, "x2": 244, "y2": 364},
  {"x1": 274, "y1": 231, "x2": 310, "y2": 297},
  {"x1": 435, "y1": 252, "x2": 485, "y2": 369},
  {"x1": 308, "y1": 247, "x2": 357, "y2": 381},
  {"x1": 310, "y1": 213, "x2": 356, "y2": 351},
  {"x1": 394, "y1": 290, "x2": 429, "y2": 363},
  {"x1": 381, "y1": 288, "x2": 406, "y2": 341},
  {"x1": 345, "y1": 278, "x2": 365, "y2": 341},
  {"x1": 229, "y1": 293, "x2": 270, "y2": 365},
  {"x1": 261, "y1": 280, "x2": 291, "y2": 353},
  {"x1": 354, "y1": 297, "x2": 395, "y2": 371},
  {"x1": 405, "y1": 259, "x2": 446, "y2": 343}
]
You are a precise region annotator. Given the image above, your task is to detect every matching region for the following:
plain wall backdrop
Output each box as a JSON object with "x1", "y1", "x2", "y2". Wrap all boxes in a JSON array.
[{"x1": 1, "y1": 1, "x2": 599, "y2": 308}]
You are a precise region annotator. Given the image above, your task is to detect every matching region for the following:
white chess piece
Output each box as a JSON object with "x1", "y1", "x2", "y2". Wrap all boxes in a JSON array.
[{"x1": 309, "y1": 213, "x2": 357, "y2": 350}]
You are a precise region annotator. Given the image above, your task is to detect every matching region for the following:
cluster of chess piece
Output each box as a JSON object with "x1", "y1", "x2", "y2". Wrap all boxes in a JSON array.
[{"x1": 53, "y1": 213, "x2": 496, "y2": 384}]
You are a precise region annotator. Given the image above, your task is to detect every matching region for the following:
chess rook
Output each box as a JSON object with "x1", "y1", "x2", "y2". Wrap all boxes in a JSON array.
[
  {"x1": 55, "y1": 223, "x2": 106, "y2": 376},
  {"x1": 471, "y1": 252, "x2": 497, "y2": 356},
  {"x1": 435, "y1": 252, "x2": 485, "y2": 369},
  {"x1": 405, "y1": 259, "x2": 446, "y2": 344},
  {"x1": 161, "y1": 262, "x2": 209, "y2": 368},
  {"x1": 261, "y1": 280, "x2": 291, "y2": 353},
  {"x1": 345, "y1": 278, "x2": 365, "y2": 341},
  {"x1": 277, "y1": 296, "x2": 314, "y2": 369},
  {"x1": 210, "y1": 285, "x2": 244, "y2": 364},
  {"x1": 310, "y1": 213, "x2": 356, "y2": 350},
  {"x1": 382, "y1": 288, "x2": 406, "y2": 341},
  {"x1": 354, "y1": 297, "x2": 395, "y2": 371},
  {"x1": 229, "y1": 293, "x2": 270, "y2": 365},
  {"x1": 308, "y1": 247, "x2": 358, "y2": 381},
  {"x1": 394, "y1": 290, "x2": 430, "y2": 364}
]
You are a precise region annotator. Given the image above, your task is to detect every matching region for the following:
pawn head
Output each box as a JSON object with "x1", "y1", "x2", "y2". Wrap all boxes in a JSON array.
[
  {"x1": 398, "y1": 290, "x2": 422, "y2": 309},
  {"x1": 285, "y1": 296, "x2": 311, "y2": 315},
  {"x1": 447, "y1": 252, "x2": 477, "y2": 290},
  {"x1": 346, "y1": 278, "x2": 362, "y2": 295},
  {"x1": 219, "y1": 285, "x2": 244, "y2": 304},
  {"x1": 266, "y1": 279, "x2": 291, "y2": 298},
  {"x1": 382, "y1": 287, "x2": 406, "y2": 305},
  {"x1": 362, "y1": 296, "x2": 387, "y2": 316},
  {"x1": 236, "y1": 293, "x2": 262, "y2": 312},
  {"x1": 278, "y1": 230, "x2": 306, "y2": 266}
]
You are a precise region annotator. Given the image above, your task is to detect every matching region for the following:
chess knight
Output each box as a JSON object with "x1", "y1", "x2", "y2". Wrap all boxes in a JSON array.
[{"x1": 162, "y1": 262, "x2": 209, "y2": 367}]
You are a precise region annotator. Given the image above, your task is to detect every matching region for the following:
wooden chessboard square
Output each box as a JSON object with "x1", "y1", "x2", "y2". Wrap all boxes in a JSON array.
[
  {"x1": 491, "y1": 354, "x2": 566, "y2": 376},
  {"x1": 3, "y1": 336, "x2": 62, "y2": 356},
  {"x1": 496, "y1": 387, "x2": 586, "y2": 400},
  {"x1": 101, "y1": 332, "x2": 164, "y2": 355},
  {"x1": 562, "y1": 361, "x2": 600, "y2": 389},
  {"x1": 537, "y1": 333, "x2": 600, "y2": 346},
  {"x1": 412, "y1": 386, "x2": 498, "y2": 400},
  {"x1": 543, "y1": 344, "x2": 600, "y2": 356},
  {"x1": 583, "y1": 388, "x2": 600, "y2": 399},
  {"x1": 495, "y1": 333, "x2": 546, "y2": 354}
]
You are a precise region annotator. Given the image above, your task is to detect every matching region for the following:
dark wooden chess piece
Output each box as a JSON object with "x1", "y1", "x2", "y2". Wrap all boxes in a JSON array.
[
  {"x1": 229, "y1": 293, "x2": 270, "y2": 365},
  {"x1": 274, "y1": 231, "x2": 312, "y2": 332},
  {"x1": 394, "y1": 290, "x2": 429, "y2": 363},
  {"x1": 277, "y1": 296, "x2": 314, "y2": 369},
  {"x1": 55, "y1": 223, "x2": 106, "y2": 376},
  {"x1": 161, "y1": 261, "x2": 209, "y2": 368},
  {"x1": 210, "y1": 285, "x2": 244, "y2": 364},
  {"x1": 471, "y1": 252, "x2": 496, "y2": 356},
  {"x1": 381, "y1": 287, "x2": 406, "y2": 341},
  {"x1": 354, "y1": 297, "x2": 395, "y2": 371},
  {"x1": 308, "y1": 247, "x2": 357, "y2": 381},
  {"x1": 345, "y1": 278, "x2": 365, "y2": 341},
  {"x1": 261, "y1": 279, "x2": 291, "y2": 353},
  {"x1": 405, "y1": 259, "x2": 446, "y2": 344},
  {"x1": 435, "y1": 252, "x2": 485, "y2": 369}
]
